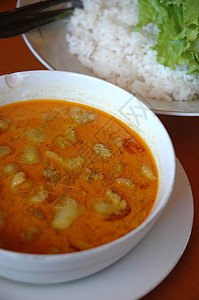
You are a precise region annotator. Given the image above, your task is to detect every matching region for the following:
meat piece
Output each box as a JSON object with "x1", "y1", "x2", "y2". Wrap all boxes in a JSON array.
[
  {"x1": 28, "y1": 186, "x2": 48, "y2": 203},
  {"x1": 0, "y1": 119, "x2": 9, "y2": 134},
  {"x1": 21, "y1": 146, "x2": 40, "y2": 164},
  {"x1": 104, "y1": 161, "x2": 124, "y2": 185},
  {"x1": 116, "y1": 178, "x2": 135, "y2": 189},
  {"x1": 51, "y1": 197, "x2": 84, "y2": 230},
  {"x1": 141, "y1": 163, "x2": 157, "y2": 181},
  {"x1": 93, "y1": 189, "x2": 127, "y2": 217},
  {"x1": 84, "y1": 168, "x2": 104, "y2": 182},
  {"x1": 11, "y1": 172, "x2": 26, "y2": 192},
  {"x1": 3, "y1": 163, "x2": 20, "y2": 178},
  {"x1": 26, "y1": 128, "x2": 47, "y2": 143},
  {"x1": 71, "y1": 107, "x2": 96, "y2": 124},
  {"x1": 0, "y1": 145, "x2": 12, "y2": 158},
  {"x1": 93, "y1": 143, "x2": 112, "y2": 160}
]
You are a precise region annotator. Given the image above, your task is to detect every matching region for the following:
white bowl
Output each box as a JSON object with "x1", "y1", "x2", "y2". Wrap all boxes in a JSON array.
[{"x1": 0, "y1": 70, "x2": 176, "y2": 284}]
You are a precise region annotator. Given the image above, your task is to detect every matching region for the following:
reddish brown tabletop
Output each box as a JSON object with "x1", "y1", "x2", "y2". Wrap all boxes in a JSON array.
[{"x1": 0, "y1": 1, "x2": 198, "y2": 299}]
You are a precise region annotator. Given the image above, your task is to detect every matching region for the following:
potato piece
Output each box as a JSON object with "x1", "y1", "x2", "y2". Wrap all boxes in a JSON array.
[
  {"x1": 20, "y1": 226, "x2": 41, "y2": 242},
  {"x1": 141, "y1": 164, "x2": 157, "y2": 181},
  {"x1": 93, "y1": 144, "x2": 112, "y2": 160},
  {"x1": 0, "y1": 145, "x2": 12, "y2": 158},
  {"x1": 51, "y1": 198, "x2": 84, "y2": 230},
  {"x1": 26, "y1": 128, "x2": 47, "y2": 143},
  {"x1": 3, "y1": 163, "x2": 20, "y2": 177},
  {"x1": 21, "y1": 146, "x2": 40, "y2": 164}
]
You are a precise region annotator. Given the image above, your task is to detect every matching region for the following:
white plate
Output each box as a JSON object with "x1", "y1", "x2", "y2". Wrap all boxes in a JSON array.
[
  {"x1": 0, "y1": 158, "x2": 193, "y2": 300},
  {"x1": 17, "y1": 0, "x2": 199, "y2": 116}
]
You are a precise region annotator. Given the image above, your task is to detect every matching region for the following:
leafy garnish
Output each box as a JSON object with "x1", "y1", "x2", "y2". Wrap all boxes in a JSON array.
[{"x1": 136, "y1": 0, "x2": 199, "y2": 74}]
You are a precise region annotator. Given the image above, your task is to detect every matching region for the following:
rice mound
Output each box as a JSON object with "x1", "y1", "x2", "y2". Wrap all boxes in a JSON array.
[{"x1": 66, "y1": 0, "x2": 199, "y2": 102}]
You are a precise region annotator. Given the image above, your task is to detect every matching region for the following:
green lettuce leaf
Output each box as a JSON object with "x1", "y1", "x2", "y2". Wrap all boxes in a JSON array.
[{"x1": 135, "y1": 0, "x2": 199, "y2": 74}]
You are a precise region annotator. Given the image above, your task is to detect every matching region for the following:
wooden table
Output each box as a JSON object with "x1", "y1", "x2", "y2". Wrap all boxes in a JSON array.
[{"x1": 0, "y1": 1, "x2": 198, "y2": 299}]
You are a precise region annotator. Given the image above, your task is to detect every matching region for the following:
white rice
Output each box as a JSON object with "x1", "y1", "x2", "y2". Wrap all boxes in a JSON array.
[{"x1": 65, "y1": 0, "x2": 199, "y2": 102}]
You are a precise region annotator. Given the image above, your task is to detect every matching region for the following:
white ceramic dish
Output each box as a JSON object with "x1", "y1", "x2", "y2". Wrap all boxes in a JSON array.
[
  {"x1": 0, "y1": 159, "x2": 193, "y2": 300},
  {"x1": 0, "y1": 70, "x2": 176, "y2": 284},
  {"x1": 17, "y1": 0, "x2": 199, "y2": 116}
]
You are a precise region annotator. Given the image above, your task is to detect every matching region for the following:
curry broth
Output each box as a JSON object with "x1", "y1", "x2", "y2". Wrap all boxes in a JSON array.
[{"x1": 0, "y1": 100, "x2": 158, "y2": 254}]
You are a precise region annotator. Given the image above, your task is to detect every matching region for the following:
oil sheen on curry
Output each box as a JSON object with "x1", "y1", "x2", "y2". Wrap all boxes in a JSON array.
[{"x1": 0, "y1": 100, "x2": 158, "y2": 254}]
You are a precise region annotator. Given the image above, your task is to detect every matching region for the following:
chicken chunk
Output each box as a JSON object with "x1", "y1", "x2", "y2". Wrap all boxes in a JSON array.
[
  {"x1": 26, "y1": 128, "x2": 47, "y2": 143},
  {"x1": 71, "y1": 107, "x2": 96, "y2": 124},
  {"x1": 84, "y1": 168, "x2": 104, "y2": 182},
  {"x1": 21, "y1": 146, "x2": 40, "y2": 164},
  {"x1": 69, "y1": 238, "x2": 93, "y2": 251},
  {"x1": 45, "y1": 151, "x2": 84, "y2": 171},
  {"x1": 0, "y1": 145, "x2": 12, "y2": 158},
  {"x1": 43, "y1": 168, "x2": 61, "y2": 186},
  {"x1": 141, "y1": 164, "x2": 157, "y2": 181},
  {"x1": 11, "y1": 172, "x2": 26, "y2": 192},
  {"x1": 56, "y1": 127, "x2": 77, "y2": 150},
  {"x1": 104, "y1": 161, "x2": 124, "y2": 185},
  {"x1": 93, "y1": 144, "x2": 112, "y2": 160},
  {"x1": 28, "y1": 186, "x2": 48, "y2": 203},
  {"x1": 0, "y1": 119, "x2": 9, "y2": 134},
  {"x1": 116, "y1": 178, "x2": 135, "y2": 189},
  {"x1": 93, "y1": 189, "x2": 127, "y2": 217},
  {"x1": 3, "y1": 163, "x2": 20, "y2": 178},
  {"x1": 51, "y1": 197, "x2": 84, "y2": 230}
]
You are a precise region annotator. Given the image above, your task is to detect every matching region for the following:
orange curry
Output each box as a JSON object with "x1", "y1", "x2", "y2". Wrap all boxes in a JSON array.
[{"x1": 0, "y1": 100, "x2": 158, "y2": 254}]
